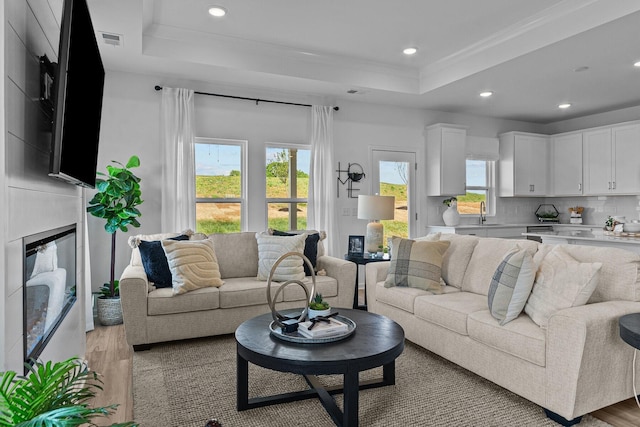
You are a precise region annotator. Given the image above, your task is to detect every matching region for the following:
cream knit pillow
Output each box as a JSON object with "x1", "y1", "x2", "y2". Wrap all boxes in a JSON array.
[
  {"x1": 161, "y1": 239, "x2": 224, "y2": 295},
  {"x1": 255, "y1": 232, "x2": 306, "y2": 281}
]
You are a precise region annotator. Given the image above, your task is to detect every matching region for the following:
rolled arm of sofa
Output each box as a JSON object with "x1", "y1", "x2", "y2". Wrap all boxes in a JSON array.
[
  {"x1": 316, "y1": 255, "x2": 356, "y2": 309},
  {"x1": 545, "y1": 300, "x2": 640, "y2": 420},
  {"x1": 119, "y1": 264, "x2": 150, "y2": 346},
  {"x1": 365, "y1": 261, "x2": 390, "y2": 313}
]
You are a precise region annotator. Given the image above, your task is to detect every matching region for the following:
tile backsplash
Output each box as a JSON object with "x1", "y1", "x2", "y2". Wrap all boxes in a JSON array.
[{"x1": 427, "y1": 195, "x2": 640, "y2": 228}]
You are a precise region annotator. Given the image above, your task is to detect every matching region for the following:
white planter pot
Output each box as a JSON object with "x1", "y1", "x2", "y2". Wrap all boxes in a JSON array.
[
  {"x1": 442, "y1": 205, "x2": 460, "y2": 226},
  {"x1": 308, "y1": 308, "x2": 331, "y2": 319},
  {"x1": 96, "y1": 296, "x2": 123, "y2": 326}
]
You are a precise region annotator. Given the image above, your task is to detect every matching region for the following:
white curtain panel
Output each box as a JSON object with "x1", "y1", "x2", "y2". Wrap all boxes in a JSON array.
[
  {"x1": 309, "y1": 105, "x2": 340, "y2": 256},
  {"x1": 161, "y1": 87, "x2": 196, "y2": 232}
]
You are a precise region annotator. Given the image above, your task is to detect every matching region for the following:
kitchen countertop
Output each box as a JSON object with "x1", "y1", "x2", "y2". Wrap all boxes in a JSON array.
[
  {"x1": 522, "y1": 230, "x2": 640, "y2": 246},
  {"x1": 427, "y1": 223, "x2": 601, "y2": 229}
]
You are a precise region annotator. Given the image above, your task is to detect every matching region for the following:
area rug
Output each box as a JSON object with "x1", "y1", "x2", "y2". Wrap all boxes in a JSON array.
[{"x1": 132, "y1": 334, "x2": 611, "y2": 427}]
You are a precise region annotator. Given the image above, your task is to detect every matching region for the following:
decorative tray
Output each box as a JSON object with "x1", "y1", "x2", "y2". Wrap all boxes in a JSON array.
[{"x1": 269, "y1": 314, "x2": 356, "y2": 344}]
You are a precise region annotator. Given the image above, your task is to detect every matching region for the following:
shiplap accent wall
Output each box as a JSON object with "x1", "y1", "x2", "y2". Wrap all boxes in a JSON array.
[{"x1": 2, "y1": 0, "x2": 86, "y2": 372}]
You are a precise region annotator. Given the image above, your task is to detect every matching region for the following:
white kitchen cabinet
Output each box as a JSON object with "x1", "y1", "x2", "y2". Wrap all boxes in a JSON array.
[
  {"x1": 499, "y1": 132, "x2": 549, "y2": 196},
  {"x1": 425, "y1": 123, "x2": 467, "y2": 196},
  {"x1": 583, "y1": 122, "x2": 640, "y2": 195},
  {"x1": 550, "y1": 131, "x2": 583, "y2": 196}
]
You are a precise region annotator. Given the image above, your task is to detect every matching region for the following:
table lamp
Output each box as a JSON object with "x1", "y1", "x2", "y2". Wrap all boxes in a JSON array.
[{"x1": 357, "y1": 195, "x2": 395, "y2": 253}]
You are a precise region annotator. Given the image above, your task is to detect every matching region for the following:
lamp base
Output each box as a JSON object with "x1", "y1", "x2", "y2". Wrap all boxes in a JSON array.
[{"x1": 365, "y1": 221, "x2": 384, "y2": 253}]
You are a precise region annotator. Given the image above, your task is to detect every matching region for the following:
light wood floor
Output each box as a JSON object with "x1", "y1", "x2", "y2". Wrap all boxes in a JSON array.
[{"x1": 86, "y1": 300, "x2": 640, "y2": 426}]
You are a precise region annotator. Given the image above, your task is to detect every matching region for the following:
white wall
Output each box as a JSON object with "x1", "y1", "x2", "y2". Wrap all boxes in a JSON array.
[
  {"x1": 92, "y1": 71, "x2": 555, "y2": 286},
  {"x1": 2, "y1": 0, "x2": 86, "y2": 372}
]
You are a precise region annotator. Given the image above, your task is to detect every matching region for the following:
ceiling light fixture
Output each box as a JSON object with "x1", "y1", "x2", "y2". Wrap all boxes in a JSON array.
[
  {"x1": 479, "y1": 91, "x2": 493, "y2": 98},
  {"x1": 208, "y1": 6, "x2": 227, "y2": 17},
  {"x1": 634, "y1": 61, "x2": 640, "y2": 67},
  {"x1": 403, "y1": 47, "x2": 418, "y2": 55},
  {"x1": 558, "y1": 103, "x2": 571, "y2": 109}
]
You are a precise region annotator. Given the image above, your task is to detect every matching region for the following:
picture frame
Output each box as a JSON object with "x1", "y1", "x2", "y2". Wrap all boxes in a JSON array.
[{"x1": 348, "y1": 235, "x2": 365, "y2": 256}]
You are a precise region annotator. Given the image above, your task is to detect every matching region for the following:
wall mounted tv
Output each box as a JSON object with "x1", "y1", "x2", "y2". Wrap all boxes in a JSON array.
[{"x1": 48, "y1": 0, "x2": 105, "y2": 189}]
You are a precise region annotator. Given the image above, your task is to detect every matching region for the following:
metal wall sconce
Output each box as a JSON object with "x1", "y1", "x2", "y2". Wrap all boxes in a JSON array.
[{"x1": 336, "y1": 162, "x2": 365, "y2": 198}]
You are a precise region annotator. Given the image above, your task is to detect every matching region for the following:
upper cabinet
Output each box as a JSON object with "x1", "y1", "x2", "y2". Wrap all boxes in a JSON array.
[
  {"x1": 425, "y1": 123, "x2": 467, "y2": 196},
  {"x1": 583, "y1": 122, "x2": 640, "y2": 195},
  {"x1": 499, "y1": 132, "x2": 549, "y2": 197},
  {"x1": 550, "y1": 131, "x2": 583, "y2": 196}
]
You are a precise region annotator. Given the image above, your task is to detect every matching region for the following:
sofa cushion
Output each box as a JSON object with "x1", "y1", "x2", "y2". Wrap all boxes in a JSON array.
[
  {"x1": 467, "y1": 310, "x2": 546, "y2": 367},
  {"x1": 255, "y1": 232, "x2": 306, "y2": 281},
  {"x1": 461, "y1": 238, "x2": 538, "y2": 296},
  {"x1": 413, "y1": 292, "x2": 488, "y2": 336},
  {"x1": 524, "y1": 245, "x2": 602, "y2": 328},
  {"x1": 208, "y1": 232, "x2": 259, "y2": 278},
  {"x1": 385, "y1": 238, "x2": 450, "y2": 292},
  {"x1": 487, "y1": 248, "x2": 536, "y2": 325},
  {"x1": 218, "y1": 277, "x2": 284, "y2": 309},
  {"x1": 437, "y1": 234, "x2": 479, "y2": 288},
  {"x1": 147, "y1": 286, "x2": 220, "y2": 316},
  {"x1": 557, "y1": 244, "x2": 640, "y2": 303},
  {"x1": 162, "y1": 239, "x2": 224, "y2": 295},
  {"x1": 281, "y1": 275, "x2": 338, "y2": 302},
  {"x1": 138, "y1": 234, "x2": 190, "y2": 288},
  {"x1": 376, "y1": 281, "x2": 460, "y2": 314},
  {"x1": 272, "y1": 229, "x2": 321, "y2": 276}
]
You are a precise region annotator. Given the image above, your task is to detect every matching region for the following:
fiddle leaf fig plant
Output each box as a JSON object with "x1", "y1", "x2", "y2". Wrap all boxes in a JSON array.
[{"x1": 87, "y1": 155, "x2": 143, "y2": 298}]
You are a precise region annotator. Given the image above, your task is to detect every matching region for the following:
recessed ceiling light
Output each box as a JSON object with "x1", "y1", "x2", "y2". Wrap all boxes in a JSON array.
[
  {"x1": 403, "y1": 47, "x2": 418, "y2": 55},
  {"x1": 558, "y1": 103, "x2": 572, "y2": 109},
  {"x1": 634, "y1": 61, "x2": 640, "y2": 67},
  {"x1": 573, "y1": 66, "x2": 589, "y2": 72},
  {"x1": 208, "y1": 6, "x2": 227, "y2": 17},
  {"x1": 479, "y1": 91, "x2": 493, "y2": 98}
]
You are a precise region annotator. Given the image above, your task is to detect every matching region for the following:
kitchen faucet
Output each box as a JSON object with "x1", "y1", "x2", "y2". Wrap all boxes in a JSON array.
[{"x1": 479, "y1": 201, "x2": 486, "y2": 224}]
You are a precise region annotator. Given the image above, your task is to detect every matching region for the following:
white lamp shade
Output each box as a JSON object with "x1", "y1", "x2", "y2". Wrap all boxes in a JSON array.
[{"x1": 357, "y1": 195, "x2": 395, "y2": 220}]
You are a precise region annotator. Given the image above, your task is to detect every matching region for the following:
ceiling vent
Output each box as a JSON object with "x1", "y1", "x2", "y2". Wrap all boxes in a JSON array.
[
  {"x1": 347, "y1": 89, "x2": 359, "y2": 94},
  {"x1": 99, "y1": 32, "x2": 123, "y2": 47}
]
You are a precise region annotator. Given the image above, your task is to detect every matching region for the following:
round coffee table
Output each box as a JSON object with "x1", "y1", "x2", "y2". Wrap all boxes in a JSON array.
[{"x1": 235, "y1": 308, "x2": 404, "y2": 427}]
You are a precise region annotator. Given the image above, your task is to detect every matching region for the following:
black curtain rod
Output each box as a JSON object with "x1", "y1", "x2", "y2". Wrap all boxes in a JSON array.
[{"x1": 154, "y1": 85, "x2": 339, "y2": 111}]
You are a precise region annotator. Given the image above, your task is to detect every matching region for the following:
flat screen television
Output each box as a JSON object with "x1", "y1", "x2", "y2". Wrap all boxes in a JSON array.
[{"x1": 48, "y1": 0, "x2": 105, "y2": 189}]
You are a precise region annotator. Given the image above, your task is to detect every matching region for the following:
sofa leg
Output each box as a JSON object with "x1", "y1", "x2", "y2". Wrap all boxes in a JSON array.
[
  {"x1": 133, "y1": 344, "x2": 151, "y2": 351},
  {"x1": 544, "y1": 409, "x2": 582, "y2": 426}
]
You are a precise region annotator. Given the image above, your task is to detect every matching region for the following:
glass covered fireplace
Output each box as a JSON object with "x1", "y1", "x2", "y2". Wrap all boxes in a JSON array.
[{"x1": 23, "y1": 224, "x2": 76, "y2": 366}]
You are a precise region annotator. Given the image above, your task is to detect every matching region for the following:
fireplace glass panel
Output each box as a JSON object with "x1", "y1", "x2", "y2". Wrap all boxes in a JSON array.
[{"x1": 23, "y1": 224, "x2": 76, "y2": 365}]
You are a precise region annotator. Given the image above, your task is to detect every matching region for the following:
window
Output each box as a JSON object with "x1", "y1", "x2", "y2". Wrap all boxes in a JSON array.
[
  {"x1": 266, "y1": 144, "x2": 310, "y2": 230},
  {"x1": 194, "y1": 138, "x2": 247, "y2": 233},
  {"x1": 458, "y1": 159, "x2": 495, "y2": 215}
]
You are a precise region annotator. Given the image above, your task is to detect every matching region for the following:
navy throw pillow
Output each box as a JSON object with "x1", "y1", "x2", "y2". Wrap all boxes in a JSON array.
[
  {"x1": 272, "y1": 230, "x2": 320, "y2": 276},
  {"x1": 138, "y1": 234, "x2": 190, "y2": 288}
]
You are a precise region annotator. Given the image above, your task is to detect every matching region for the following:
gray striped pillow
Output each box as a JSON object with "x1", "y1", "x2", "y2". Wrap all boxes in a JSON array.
[
  {"x1": 487, "y1": 248, "x2": 535, "y2": 325},
  {"x1": 384, "y1": 238, "x2": 450, "y2": 292}
]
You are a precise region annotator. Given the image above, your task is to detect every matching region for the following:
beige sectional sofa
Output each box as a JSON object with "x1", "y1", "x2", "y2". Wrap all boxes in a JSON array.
[
  {"x1": 119, "y1": 231, "x2": 356, "y2": 350},
  {"x1": 365, "y1": 233, "x2": 640, "y2": 425}
]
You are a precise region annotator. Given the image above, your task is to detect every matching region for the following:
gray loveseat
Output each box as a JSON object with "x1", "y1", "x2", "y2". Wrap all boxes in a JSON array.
[
  {"x1": 119, "y1": 230, "x2": 356, "y2": 350},
  {"x1": 365, "y1": 232, "x2": 640, "y2": 425}
]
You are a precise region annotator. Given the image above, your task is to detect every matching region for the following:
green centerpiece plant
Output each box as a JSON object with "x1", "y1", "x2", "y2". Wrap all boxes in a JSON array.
[{"x1": 87, "y1": 155, "x2": 143, "y2": 325}]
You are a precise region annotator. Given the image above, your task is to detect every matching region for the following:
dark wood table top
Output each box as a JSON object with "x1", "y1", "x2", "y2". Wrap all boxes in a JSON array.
[
  {"x1": 619, "y1": 313, "x2": 640, "y2": 349},
  {"x1": 235, "y1": 308, "x2": 405, "y2": 376}
]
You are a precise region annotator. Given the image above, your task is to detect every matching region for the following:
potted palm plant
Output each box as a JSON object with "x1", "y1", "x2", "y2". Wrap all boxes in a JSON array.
[
  {"x1": 87, "y1": 155, "x2": 142, "y2": 326},
  {"x1": 0, "y1": 357, "x2": 137, "y2": 426}
]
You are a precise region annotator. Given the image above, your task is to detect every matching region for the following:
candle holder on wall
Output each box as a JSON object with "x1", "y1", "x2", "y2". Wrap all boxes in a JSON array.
[{"x1": 336, "y1": 162, "x2": 365, "y2": 198}]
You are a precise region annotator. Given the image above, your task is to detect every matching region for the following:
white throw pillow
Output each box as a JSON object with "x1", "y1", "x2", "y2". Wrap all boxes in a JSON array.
[
  {"x1": 487, "y1": 248, "x2": 536, "y2": 325},
  {"x1": 31, "y1": 241, "x2": 58, "y2": 278},
  {"x1": 524, "y1": 245, "x2": 602, "y2": 328},
  {"x1": 255, "y1": 232, "x2": 306, "y2": 281},
  {"x1": 161, "y1": 239, "x2": 224, "y2": 295}
]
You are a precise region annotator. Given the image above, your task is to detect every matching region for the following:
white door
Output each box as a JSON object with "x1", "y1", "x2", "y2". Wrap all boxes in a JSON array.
[{"x1": 370, "y1": 149, "x2": 417, "y2": 242}]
